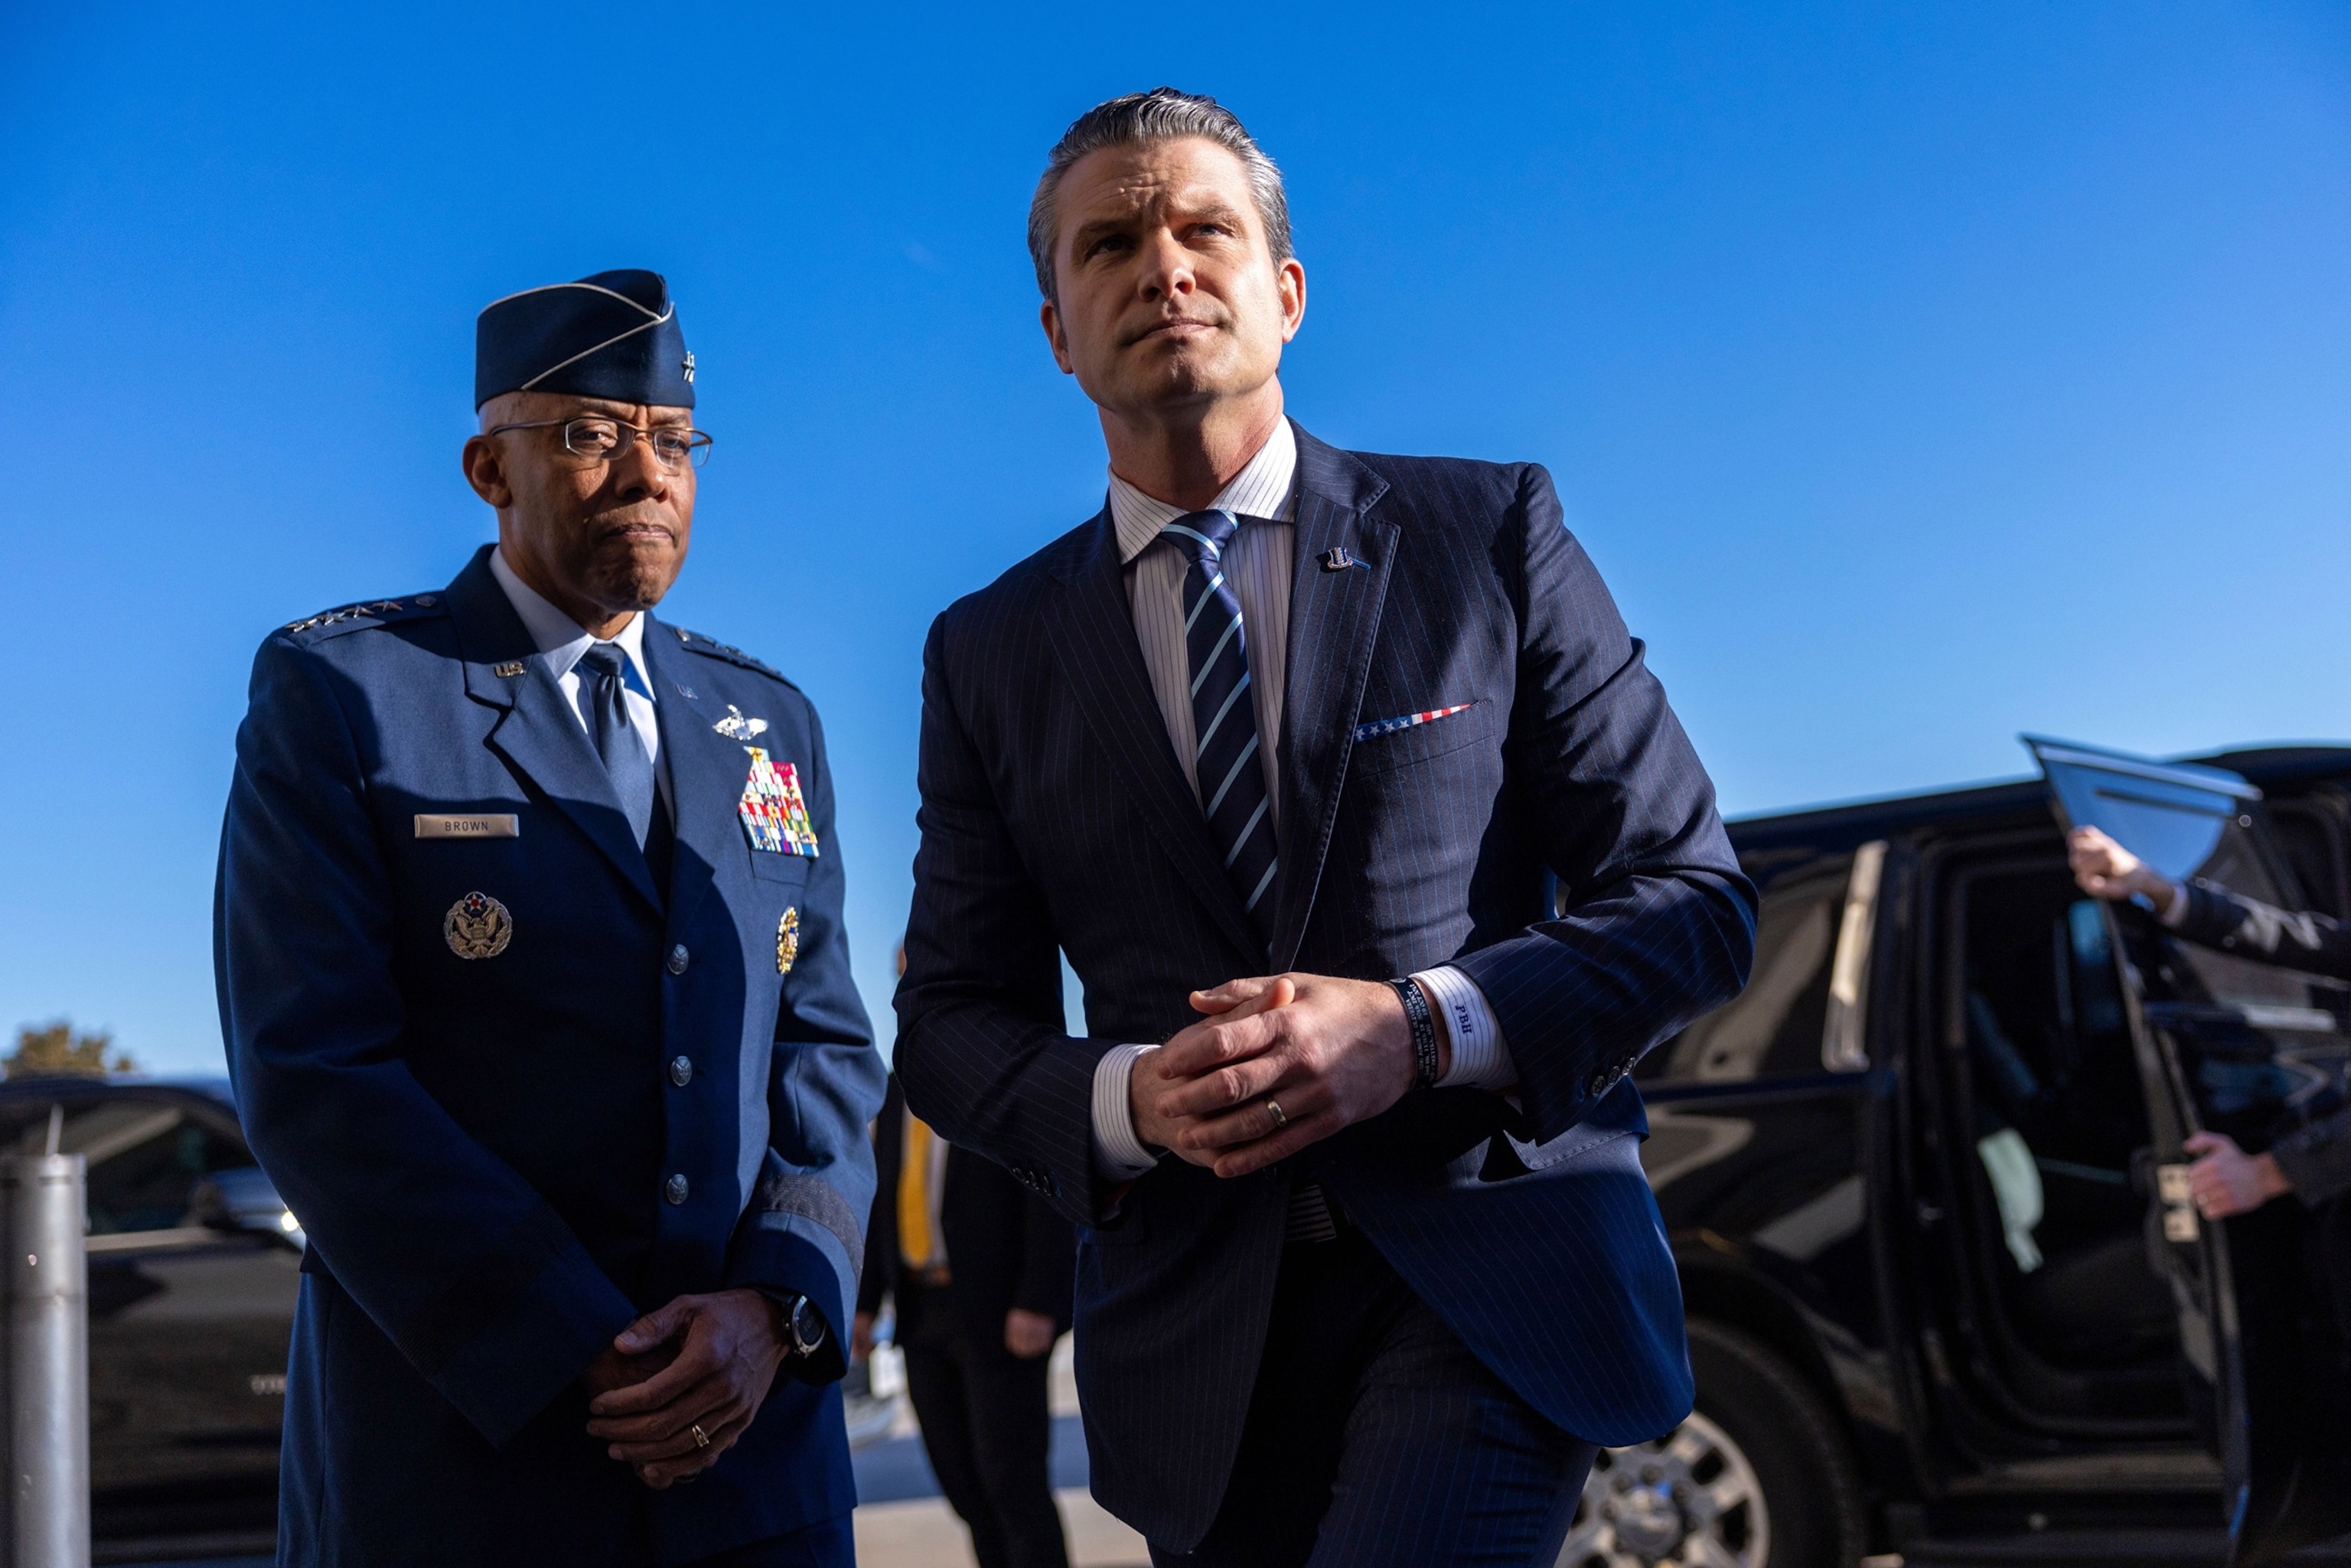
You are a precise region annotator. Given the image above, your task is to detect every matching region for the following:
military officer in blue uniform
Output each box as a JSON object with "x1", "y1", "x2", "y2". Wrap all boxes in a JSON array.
[{"x1": 214, "y1": 269, "x2": 884, "y2": 1567}]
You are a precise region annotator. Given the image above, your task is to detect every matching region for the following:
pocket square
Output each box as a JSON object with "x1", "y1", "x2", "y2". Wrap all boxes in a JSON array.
[{"x1": 1352, "y1": 703, "x2": 1474, "y2": 743}]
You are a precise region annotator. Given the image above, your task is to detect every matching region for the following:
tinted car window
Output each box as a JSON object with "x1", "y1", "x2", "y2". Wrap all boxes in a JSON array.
[
  {"x1": 0, "y1": 1097, "x2": 253, "y2": 1234},
  {"x1": 1639, "y1": 857, "x2": 1849, "y2": 1084}
]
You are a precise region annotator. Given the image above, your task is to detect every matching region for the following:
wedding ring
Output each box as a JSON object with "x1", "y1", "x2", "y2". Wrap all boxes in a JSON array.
[
  {"x1": 1264, "y1": 1098, "x2": 1288, "y2": 1130},
  {"x1": 690, "y1": 1423, "x2": 710, "y2": 1450}
]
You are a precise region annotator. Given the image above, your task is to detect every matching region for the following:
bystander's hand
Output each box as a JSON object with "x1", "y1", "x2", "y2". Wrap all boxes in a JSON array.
[
  {"x1": 1005, "y1": 1309, "x2": 1057, "y2": 1360},
  {"x1": 1138, "y1": 973, "x2": 1450, "y2": 1179},
  {"x1": 585, "y1": 1288, "x2": 790, "y2": 1488},
  {"x1": 2183, "y1": 1130, "x2": 2294, "y2": 1218},
  {"x1": 2069, "y1": 826, "x2": 2183, "y2": 916}
]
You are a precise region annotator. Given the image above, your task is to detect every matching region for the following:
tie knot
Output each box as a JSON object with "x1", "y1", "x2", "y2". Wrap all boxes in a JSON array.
[
  {"x1": 1160, "y1": 509, "x2": 1242, "y2": 566},
  {"x1": 578, "y1": 643, "x2": 629, "y2": 683}
]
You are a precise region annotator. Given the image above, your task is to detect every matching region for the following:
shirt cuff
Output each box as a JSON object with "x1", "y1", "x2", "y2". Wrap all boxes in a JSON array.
[
  {"x1": 1091, "y1": 1043, "x2": 1162, "y2": 1178},
  {"x1": 1414, "y1": 967, "x2": 1517, "y2": 1090},
  {"x1": 2159, "y1": 879, "x2": 2193, "y2": 927}
]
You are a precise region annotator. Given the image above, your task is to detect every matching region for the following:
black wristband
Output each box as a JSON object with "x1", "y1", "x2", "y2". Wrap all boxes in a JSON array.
[{"x1": 1390, "y1": 977, "x2": 1442, "y2": 1090}]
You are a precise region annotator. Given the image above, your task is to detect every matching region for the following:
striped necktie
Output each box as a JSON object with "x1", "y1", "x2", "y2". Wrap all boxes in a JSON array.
[{"x1": 1161, "y1": 510, "x2": 1278, "y2": 949}]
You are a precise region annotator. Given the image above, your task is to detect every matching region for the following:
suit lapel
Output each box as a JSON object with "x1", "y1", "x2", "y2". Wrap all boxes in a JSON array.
[
  {"x1": 447, "y1": 549, "x2": 663, "y2": 914},
  {"x1": 1043, "y1": 510, "x2": 1267, "y2": 962},
  {"x1": 640, "y1": 621, "x2": 739, "y2": 935},
  {"x1": 1268, "y1": 431, "x2": 1395, "y2": 970}
]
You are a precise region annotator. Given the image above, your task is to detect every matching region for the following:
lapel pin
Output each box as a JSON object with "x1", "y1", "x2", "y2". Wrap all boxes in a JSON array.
[
  {"x1": 492, "y1": 660, "x2": 527, "y2": 678},
  {"x1": 1320, "y1": 546, "x2": 1367, "y2": 572},
  {"x1": 675, "y1": 683, "x2": 698, "y2": 700}
]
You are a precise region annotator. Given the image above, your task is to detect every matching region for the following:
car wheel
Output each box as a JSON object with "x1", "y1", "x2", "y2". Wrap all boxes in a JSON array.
[{"x1": 1557, "y1": 1319, "x2": 1866, "y2": 1567}]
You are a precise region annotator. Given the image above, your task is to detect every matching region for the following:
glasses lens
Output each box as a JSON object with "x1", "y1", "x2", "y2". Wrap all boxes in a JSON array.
[
  {"x1": 564, "y1": 419, "x2": 624, "y2": 459},
  {"x1": 686, "y1": 432, "x2": 712, "y2": 469}
]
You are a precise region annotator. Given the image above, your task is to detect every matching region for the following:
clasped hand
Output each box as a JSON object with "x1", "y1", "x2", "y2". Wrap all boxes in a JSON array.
[
  {"x1": 1130, "y1": 973, "x2": 1446, "y2": 1178},
  {"x1": 582, "y1": 1287, "x2": 789, "y2": 1488}
]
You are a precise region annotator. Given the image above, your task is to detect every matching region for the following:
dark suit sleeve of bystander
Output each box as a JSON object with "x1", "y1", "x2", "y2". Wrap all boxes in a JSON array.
[{"x1": 858, "y1": 1077, "x2": 905, "y2": 1317}]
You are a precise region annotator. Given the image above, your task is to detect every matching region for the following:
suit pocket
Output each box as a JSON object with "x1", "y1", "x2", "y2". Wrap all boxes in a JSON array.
[
  {"x1": 748, "y1": 848, "x2": 814, "y2": 886},
  {"x1": 1347, "y1": 699, "x2": 1502, "y2": 779}
]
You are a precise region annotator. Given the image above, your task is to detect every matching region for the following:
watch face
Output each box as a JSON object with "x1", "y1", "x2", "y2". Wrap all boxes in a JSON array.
[{"x1": 790, "y1": 1296, "x2": 826, "y2": 1355}]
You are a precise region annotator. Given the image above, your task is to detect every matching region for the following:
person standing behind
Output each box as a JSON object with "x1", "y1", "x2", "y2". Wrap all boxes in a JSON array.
[
  {"x1": 856, "y1": 1073, "x2": 1076, "y2": 1568},
  {"x1": 895, "y1": 90, "x2": 1755, "y2": 1565},
  {"x1": 2070, "y1": 824, "x2": 2351, "y2": 1219},
  {"x1": 215, "y1": 269, "x2": 883, "y2": 1566}
]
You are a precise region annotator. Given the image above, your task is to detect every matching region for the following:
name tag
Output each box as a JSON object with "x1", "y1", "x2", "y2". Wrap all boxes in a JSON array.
[{"x1": 415, "y1": 814, "x2": 519, "y2": 839}]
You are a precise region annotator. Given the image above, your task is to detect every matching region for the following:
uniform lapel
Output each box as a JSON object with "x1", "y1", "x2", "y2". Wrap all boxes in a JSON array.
[
  {"x1": 445, "y1": 548, "x2": 664, "y2": 914},
  {"x1": 639, "y1": 621, "x2": 739, "y2": 935},
  {"x1": 1043, "y1": 509, "x2": 1267, "y2": 962},
  {"x1": 1268, "y1": 430, "x2": 1395, "y2": 971}
]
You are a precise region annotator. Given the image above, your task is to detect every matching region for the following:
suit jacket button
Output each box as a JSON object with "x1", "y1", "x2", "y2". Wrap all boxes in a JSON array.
[
  {"x1": 1586, "y1": 1070, "x2": 1611, "y2": 1097},
  {"x1": 667, "y1": 945, "x2": 690, "y2": 976},
  {"x1": 664, "y1": 1174, "x2": 690, "y2": 1205},
  {"x1": 669, "y1": 1056, "x2": 693, "y2": 1087}
]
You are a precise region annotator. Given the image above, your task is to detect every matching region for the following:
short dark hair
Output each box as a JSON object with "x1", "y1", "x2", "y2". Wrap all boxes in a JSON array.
[{"x1": 1027, "y1": 87, "x2": 1292, "y2": 299}]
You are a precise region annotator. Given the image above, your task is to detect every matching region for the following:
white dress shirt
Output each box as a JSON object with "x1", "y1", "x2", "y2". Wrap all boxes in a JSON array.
[
  {"x1": 488, "y1": 546, "x2": 672, "y2": 813},
  {"x1": 1089, "y1": 420, "x2": 1515, "y2": 1179}
]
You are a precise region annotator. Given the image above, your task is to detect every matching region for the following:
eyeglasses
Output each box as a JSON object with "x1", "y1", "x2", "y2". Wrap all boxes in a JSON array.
[{"x1": 486, "y1": 416, "x2": 715, "y2": 471}]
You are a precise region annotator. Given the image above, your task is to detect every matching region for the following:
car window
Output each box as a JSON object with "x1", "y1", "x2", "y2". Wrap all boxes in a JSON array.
[
  {"x1": 0, "y1": 1097, "x2": 253, "y2": 1234},
  {"x1": 1639, "y1": 856, "x2": 1849, "y2": 1084}
]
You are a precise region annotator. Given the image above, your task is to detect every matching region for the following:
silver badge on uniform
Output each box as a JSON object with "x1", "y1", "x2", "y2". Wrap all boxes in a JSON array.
[
  {"x1": 714, "y1": 704, "x2": 768, "y2": 740},
  {"x1": 443, "y1": 892, "x2": 513, "y2": 960}
]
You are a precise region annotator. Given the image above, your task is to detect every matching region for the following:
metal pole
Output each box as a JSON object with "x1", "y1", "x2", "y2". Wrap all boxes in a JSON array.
[{"x1": 1, "y1": 1155, "x2": 88, "y2": 1568}]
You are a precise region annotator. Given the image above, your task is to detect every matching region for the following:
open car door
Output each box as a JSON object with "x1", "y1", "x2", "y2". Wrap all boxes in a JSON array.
[{"x1": 2030, "y1": 737, "x2": 2351, "y2": 1563}]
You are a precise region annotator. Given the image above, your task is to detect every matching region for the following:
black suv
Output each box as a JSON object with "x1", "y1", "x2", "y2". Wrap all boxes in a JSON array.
[
  {"x1": 0, "y1": 1077, "x2": 295, "y2": 1560},
  {"x1": 1561, "y1": 742, "x2": 2351, "y2": 1568}
]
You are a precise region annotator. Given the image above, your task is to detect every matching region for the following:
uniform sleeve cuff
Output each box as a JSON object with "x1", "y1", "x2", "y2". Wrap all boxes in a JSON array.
[
  {"x1": 2158, "y1": 880, "x2": 2193, "y2": 927},
  {"x1": 1092, "y1": 1044, "x2": 1162, "y2": 1178},
  {"x1": 1415, "y1": 967, "x2": 1518, "y2": 1090}
]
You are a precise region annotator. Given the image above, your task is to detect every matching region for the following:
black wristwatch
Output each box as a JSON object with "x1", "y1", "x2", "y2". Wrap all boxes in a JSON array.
[{"x1": 778, "y1": 1293, "x2": 829, "y2": 1359}]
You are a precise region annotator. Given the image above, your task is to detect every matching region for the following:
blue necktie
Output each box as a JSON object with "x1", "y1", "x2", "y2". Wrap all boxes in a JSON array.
[
  {"x1": 576, "y1": 644, "x2": 656, "y2": 848},
  {"x1": 1162, "y1": 510, "x2": 1278, "y2": 947}
]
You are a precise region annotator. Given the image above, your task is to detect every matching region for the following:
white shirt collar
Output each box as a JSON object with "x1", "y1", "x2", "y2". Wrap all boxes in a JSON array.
[
  {"x1": 1108, "y1": 417, "x2": 1298, "y2": 566},
  {"x1": 488, "y1": 546, "x2": 654, "y2": 696}
]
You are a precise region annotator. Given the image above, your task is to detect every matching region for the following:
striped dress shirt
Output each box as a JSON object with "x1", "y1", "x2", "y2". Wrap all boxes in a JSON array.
[{"x1": 1090, "y1": 418, "x2": 1515, "y2": 1181}]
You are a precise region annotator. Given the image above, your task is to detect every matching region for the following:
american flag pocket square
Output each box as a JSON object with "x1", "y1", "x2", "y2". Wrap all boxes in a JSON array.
[{"x1": 1352, "y1": 703, "x2": 1475, "y2": 743}]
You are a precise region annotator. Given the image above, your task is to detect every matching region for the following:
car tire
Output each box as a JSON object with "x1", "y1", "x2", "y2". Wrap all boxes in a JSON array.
[{"x1": 1559, "y1": 1319, "x2": 1867, "y2": 1568}]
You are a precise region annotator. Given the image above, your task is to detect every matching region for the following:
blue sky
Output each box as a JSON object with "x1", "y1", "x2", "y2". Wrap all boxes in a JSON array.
[{"x1": 3, "y1": 4, "x2": 2347, "y2": 1074}]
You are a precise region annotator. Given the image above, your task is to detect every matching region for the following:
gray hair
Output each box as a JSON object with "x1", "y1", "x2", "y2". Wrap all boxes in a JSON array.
[{"x1": 1027, "y1": 87, "x2": 1291, "y2": 299}]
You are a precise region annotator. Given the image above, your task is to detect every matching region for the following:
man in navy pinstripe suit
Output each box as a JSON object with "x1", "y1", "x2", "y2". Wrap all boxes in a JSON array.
[{"x1": 895, "y1": 89, "x2": 1757, "y2": 1566}]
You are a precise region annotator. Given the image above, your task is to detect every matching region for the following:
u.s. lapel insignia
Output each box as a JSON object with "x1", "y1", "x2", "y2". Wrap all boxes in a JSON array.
[
  {"x1": 443, "y1": 892, "x2": 512, "y2": 960},
  {"x1": 714, "y1": 704, "x2": 768, "y2": 741},
  {"x1": 737, "y1": 747, "x2": 819, "y2": 857},
  {"x1": 492, "y1": 660, "x2": 527, "y2": 679},
  {"x1": 776, "y1": 907, "x2": 800, "y2": 974}
]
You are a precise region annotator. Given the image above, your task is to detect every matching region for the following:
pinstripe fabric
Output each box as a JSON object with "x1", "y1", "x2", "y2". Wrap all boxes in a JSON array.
[{"x1": 895, "y1": 425, "x2": 1757, "y2": 1551}]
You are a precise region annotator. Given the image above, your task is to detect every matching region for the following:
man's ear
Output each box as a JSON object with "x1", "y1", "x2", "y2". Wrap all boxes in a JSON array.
[
  {"x1": 1277, "y1": 257, "x2": 1307, "y2": 344},
  {"x1": 461, "y1": 433, "x2": 515, "y2": 509},
  {"x1": 1039, "y1": 298, "x2": 1075, "y2": 376}
]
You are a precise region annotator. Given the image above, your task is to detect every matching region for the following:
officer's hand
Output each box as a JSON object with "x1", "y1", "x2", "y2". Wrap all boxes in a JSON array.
[
  {"x1": 1130, "y1": 978, "x2": 1296, "y2": 1165},
  {"x1": 585, "y1": 1289, "x2": 790, "y2": 1488},
  {"x1": 1149, "y1": 973, "x2": 1446, "y2": 1178},
  {"x1": 2183, "y1": 1130, "x2": 2294, "y2": 1218},
  {"x1": 1004, "y1": 1308, "x2": 1057, "y2": 1360}
]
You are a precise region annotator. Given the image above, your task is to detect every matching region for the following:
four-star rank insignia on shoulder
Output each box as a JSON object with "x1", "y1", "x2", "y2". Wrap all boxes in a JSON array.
[
  {"x1": 443, "y1": 891, "x2": 512, "y2": 960},
  {"x1": 737, "y1": 748, "x2": 818, "y2": 857}
]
